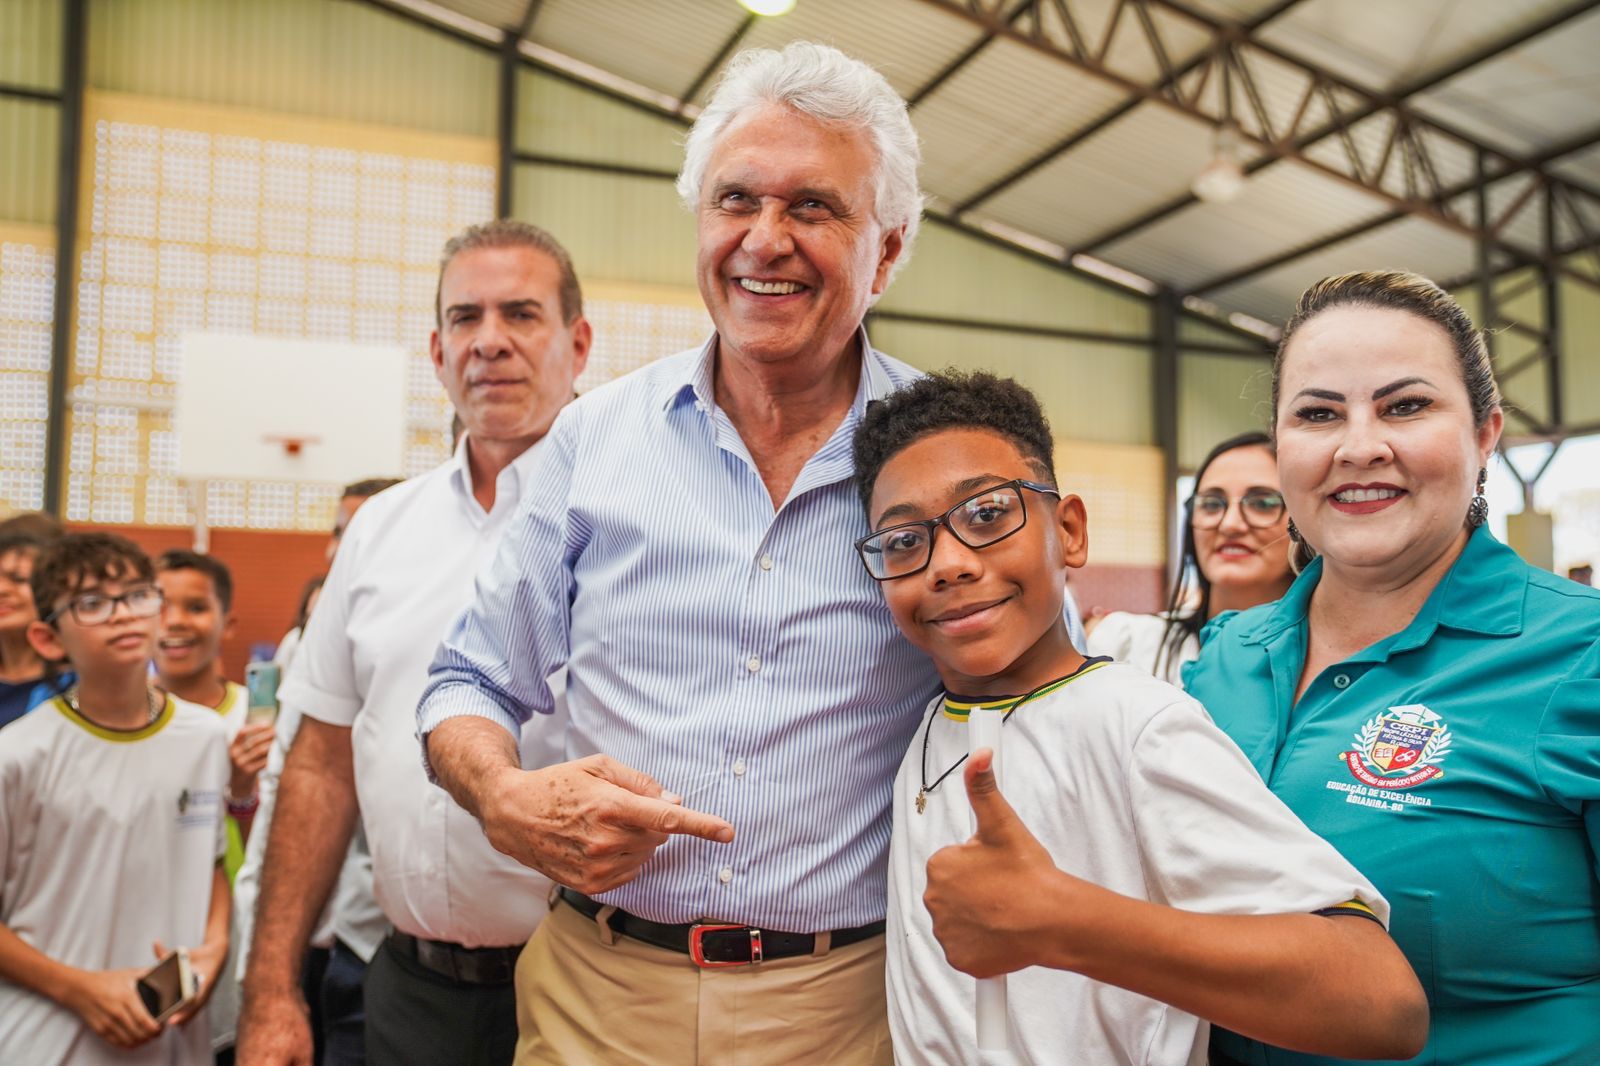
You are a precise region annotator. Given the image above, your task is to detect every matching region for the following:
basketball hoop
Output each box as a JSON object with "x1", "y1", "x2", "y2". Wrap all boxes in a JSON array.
[{"x1": 263, "y1": 434, "x2": 321, "y2": 457}]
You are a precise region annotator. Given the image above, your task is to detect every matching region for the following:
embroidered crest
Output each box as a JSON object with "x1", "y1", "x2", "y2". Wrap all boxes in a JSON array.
[
  {"x1": 1340, "y1": 704, "x2": 1451, "y2": 790},
  {"x1": 177, "y1": 788, "x2": 191, "y2": 815}
]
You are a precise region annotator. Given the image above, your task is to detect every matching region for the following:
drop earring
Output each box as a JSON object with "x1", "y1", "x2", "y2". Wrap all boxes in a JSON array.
[
  {"x1": 1287, "y1": 518, "x2": 1302, "y2": 542},
  {"x1": 1466, "y1": 467, "x2": 1489, "y2": 528}
]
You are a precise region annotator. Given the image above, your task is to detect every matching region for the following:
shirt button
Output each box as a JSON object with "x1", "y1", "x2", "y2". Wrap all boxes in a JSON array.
[
  {"x1": 1333, "y1": 673, "x2": 1352, "y2": 689},
  {"x1": 759, "y1": 555, "x2": 773, "y2": 571},
  {"x1": 746, "y1": 656, "x2": 761, "y2": 673},
  {"x1": 718, "y1": 867, "x2": 733, "y2": 884},
  {"x1": 732, "y1": 758, "x2": 747, "y2": 777}
]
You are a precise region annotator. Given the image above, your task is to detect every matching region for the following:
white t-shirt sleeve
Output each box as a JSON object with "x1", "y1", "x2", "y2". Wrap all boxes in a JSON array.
[
  {"x1": 211, "y1": 718, "x2": 232, "y2": 862},
  {"x1": 278, "y1": 519, "x2": 365, "y2": 728},
  {"x1": 1127, "y1": 700, "x2": 1389, "y2": 925}
]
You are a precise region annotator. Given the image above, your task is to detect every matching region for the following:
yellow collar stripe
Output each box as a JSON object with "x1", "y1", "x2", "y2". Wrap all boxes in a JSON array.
[
  {"x1": 942, "y1": 661, "x2": 1110, "y2": 721},
  {"x1": 216, "y1": 681, "x2": 245, "y2": 718},
  {"x1": 52, "y1": 694, "x2": 176, "y2": 743}
]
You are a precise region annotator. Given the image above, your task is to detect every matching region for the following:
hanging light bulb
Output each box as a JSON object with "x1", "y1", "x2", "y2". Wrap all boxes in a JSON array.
[
  {"x1": 1192, "y1": 122, "x2": 1246, "y2": 204},
  {"x1": 739, "y1": 0, "x2": 796, "y2": 15}
]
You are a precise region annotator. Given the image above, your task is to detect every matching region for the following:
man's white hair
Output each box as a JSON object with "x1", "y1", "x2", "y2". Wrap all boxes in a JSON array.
[{"x1": 676, "y1": 41, "x2": 924, "y2": 278}]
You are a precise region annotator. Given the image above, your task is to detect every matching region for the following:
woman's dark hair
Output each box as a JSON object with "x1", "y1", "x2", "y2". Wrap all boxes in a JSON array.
[
  {"x1": 1156, "y1": 431, "x2": 1275, "y2": 676},
  {"x1": 1273, "y1": 269, "x2": 1501, "y2": 430},
  {"x1": 292, "y1": 574, "x2": 325, "y2": 634}
]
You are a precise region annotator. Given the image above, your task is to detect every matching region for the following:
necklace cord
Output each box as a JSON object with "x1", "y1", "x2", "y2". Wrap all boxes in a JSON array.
[{"x1": 917, "y1": 660, "x2": 1109, "y2": 804}]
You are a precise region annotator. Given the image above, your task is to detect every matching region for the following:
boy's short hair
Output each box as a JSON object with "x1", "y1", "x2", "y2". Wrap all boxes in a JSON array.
[
  {"x1": 156, "y1": 549, "x2": 234, "y2": 615},
  {"x1": 31, "y1": 532, "x2": 155, "y2": 622},
  {"x1": 853, "y1": 369, "x2": 1057, "y2": 517},
  {"x1": 341, "y1": 477, "x2": 402, "y2": 501},
  {"x1": 0, "y1": 530, "x2": 48, "y2": 566},
  {"x1": 0, "y1": 510, "x2": 65, "y2": 544}
]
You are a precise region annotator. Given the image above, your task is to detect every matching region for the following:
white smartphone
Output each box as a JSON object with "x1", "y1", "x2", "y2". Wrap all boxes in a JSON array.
[
  {"x1": 136, "y1": 948, "x2": 195, "y2": 1023},
  {"x1": 244, "y1": 661, "x2": 281, "y2": 725}
]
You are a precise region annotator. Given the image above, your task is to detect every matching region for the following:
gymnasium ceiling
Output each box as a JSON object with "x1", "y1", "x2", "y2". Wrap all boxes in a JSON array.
[{"x1": 390, "y1": 0, "x2": 1600, "y2": 344}]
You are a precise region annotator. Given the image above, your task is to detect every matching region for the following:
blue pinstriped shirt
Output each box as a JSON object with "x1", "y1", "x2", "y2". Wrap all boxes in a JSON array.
[{"x1": 418, "y1": 332, "x2": 940, "y2": 931}]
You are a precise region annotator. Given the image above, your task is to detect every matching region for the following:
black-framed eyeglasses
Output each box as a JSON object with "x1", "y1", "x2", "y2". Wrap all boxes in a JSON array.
[
  {"x1": 855, "y1": 479, "x2": 1060, "y2": 582},
  {"x1": 45, "y1": 584, "x2": 163, "y2": 627},
  {"x1": 1188, "y1": 489, "x2": 1286, "y2": 530}
]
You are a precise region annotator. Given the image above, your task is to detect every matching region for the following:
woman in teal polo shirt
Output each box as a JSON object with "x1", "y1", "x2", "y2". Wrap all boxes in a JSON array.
[{"x1": 1186, "y1": 270, "x2": 1600, "y2": 1066}]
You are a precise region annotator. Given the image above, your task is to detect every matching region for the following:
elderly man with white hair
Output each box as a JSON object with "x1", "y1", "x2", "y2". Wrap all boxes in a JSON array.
[{"x1": 418, "y1": 42, "x2": 934, "y2": 1064}]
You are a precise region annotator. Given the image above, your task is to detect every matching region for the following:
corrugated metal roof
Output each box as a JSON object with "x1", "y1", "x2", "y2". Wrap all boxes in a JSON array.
[
  {"x1": 914, "y1": 37, "x2": 1133, "y2": 206},
  {"x1": 1255, "y1": 0, "x2": 1577, "y2": 96},
  {"x1": 699, "y1": 0, "x2": 982, "y2": 105},
  {"x1": 1209, "y1": 214, "x2": 1477, "y2": 321},
  {"x1": 530, "y1": 0, "x2": 751, "y2": 101},
  {"x1": 1097, "y1": 159, "x2": 1396, "y2": 290},
  {"x1": 1410, "y1": 6, "x2": 1600, "y2": 156},
  {"x1": 416, "y1": 0, "x2": 1600, "y2": 341},
  {"x1": 976, "y1": 103, "x2": 1222, "y2": 249}
]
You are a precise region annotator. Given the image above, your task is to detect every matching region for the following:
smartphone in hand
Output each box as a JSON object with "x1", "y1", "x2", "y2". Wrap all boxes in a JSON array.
[
  {"x1": 244, "y1": 661, "x2": 281, "y2": 726},
  {"x1": 136, "y1": 948, "x2": 195, "y2": 1023}
]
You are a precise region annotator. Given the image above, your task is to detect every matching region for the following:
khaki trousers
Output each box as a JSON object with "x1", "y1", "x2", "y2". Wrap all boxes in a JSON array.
[{"x1": 515, "y1": 896, "x2": 893, "y2": 1066}]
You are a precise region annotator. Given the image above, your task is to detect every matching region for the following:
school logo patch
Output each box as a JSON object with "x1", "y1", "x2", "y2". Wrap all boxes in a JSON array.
[{"x1": 1341, "y1": 704, "x2": 1452, "y2": 790}]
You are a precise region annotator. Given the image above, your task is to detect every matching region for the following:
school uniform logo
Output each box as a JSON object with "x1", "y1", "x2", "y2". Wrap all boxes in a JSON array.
[
  {"x1": 1341, "y1": 704, "x2": 1452, "y2": 791},
  {"x1": 176, "y1": 787, "x2": 220, "y2": 830}
]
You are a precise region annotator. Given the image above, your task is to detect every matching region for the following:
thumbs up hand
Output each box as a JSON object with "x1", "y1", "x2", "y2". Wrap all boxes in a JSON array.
[{"x1": 922, "y1": 748, "x2": 1068, "y2": 978}]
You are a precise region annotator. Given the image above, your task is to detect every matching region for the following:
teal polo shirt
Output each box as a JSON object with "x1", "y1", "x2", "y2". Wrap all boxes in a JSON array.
[{"x1": 1185, "y1": 526, "x2": 1600, "y2": 1066}]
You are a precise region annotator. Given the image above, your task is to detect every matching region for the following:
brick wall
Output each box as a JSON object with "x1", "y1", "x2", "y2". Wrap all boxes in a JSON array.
[
  {"x1": 1072, "y1": 563, "x2": 1168, "y2": 619},
  {"x1": 67, "y1": 524, "x2": 328, "y2": 683}
]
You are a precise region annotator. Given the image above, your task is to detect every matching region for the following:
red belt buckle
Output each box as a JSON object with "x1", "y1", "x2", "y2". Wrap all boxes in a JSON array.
[{"x1": 689, "y1": 923, "x2": 763, "y2": 968}]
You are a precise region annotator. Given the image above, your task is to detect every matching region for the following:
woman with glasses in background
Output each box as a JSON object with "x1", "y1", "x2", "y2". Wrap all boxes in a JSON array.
[{"x1": 1087, "y1": 431, "x2": 1294, "y2": 686}]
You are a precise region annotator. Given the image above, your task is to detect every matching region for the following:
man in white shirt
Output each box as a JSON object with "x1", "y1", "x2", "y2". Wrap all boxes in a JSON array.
[{"x1": 236, "y1": 220, "x2": 591, "y2": 1066}]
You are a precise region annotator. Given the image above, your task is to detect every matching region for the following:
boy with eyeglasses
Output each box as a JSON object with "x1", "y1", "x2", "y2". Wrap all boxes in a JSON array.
[
  {"x1": 853, "y1": 371, "x2": 1427, "y2": 1064},
  {"x1": 0, "y1": 533, "x2": 230, "y2": 1063}
]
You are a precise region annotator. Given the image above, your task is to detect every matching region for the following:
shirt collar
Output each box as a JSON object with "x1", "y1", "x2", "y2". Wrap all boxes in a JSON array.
[
  {"x1": 658, "y1": 325, "x2": 892, "y2": 416},
  {"x1": 448, "y1": 430, "x2": 549, "y2": 510},
  {"x1": 1240, "y1": 524, "x2": 1525, "y2": 648}
]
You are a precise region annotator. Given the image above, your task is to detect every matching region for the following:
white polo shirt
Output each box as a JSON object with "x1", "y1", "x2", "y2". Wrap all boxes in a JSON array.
[
  {"x1": 281, "y1": 437, "x2": 561, "y2": 948},
  {"x1": 0, "y1": 694, "x2": 228, "y2": 1064},
  {"x1": 886, "y1": 661, "x2": 1387, "y2": 1066},
  {"x1": 1086, "y1": 611, "x2": 1198, "y2": 687}
]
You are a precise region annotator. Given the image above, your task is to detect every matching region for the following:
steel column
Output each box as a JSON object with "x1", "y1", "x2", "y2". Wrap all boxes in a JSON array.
[
  {"x1": 497, "y1": 31, "x2": 517, "y2": 218},
  {"x1": 1153, "y1": 287, "x2": 1181, "y2": 580},
  {"x1": 43, "y1": 0, "x2": 86, "y2": 517}
]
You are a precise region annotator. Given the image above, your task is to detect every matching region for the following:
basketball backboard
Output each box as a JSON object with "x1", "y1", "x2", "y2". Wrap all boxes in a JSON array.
[{"x1": 176, "y1": 331, "x2": 408, "y2": 484}]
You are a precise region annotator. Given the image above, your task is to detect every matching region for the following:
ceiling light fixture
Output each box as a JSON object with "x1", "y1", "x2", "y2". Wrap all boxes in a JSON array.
[
  {"x1": 1192, "y1": 121, "x2": 1246, "y2": 204},
  {"x1": 739, "y1": 0, "x2": 796, "y2": 15}
]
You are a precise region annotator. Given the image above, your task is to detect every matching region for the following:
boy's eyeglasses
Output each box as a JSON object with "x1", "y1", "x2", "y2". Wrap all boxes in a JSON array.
[
  {"x1": 855, "y1": 480, "x2": 1060, "y2": 582},
  {"x1": 45, "y1": 585, "x2": 163, "y2": 626},
  {"x1": 1189, "y1": 490, "x2": 1286, "y2": 530}
]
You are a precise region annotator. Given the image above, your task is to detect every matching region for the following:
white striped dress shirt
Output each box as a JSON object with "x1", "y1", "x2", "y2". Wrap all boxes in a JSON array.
[{"x1": 418, "y1": 332, "x2": 940, "y2": 931}]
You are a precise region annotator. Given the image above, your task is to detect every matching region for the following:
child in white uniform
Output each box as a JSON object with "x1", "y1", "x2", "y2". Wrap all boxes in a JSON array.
[
  {"x1": 850, "y1": 371, "x2": 1428, "y2": 1064},
  {"x1": 0, "y1": 533, "x2": 230, "y2": 1064}
]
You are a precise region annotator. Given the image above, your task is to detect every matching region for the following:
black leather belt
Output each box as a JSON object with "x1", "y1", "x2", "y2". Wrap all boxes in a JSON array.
[
  {"x1": 386, "y1": 931, "x2": 522, "y2": 986},
  {"x1": 558, "y1": 887, "x2": 885, "y2": 968}
]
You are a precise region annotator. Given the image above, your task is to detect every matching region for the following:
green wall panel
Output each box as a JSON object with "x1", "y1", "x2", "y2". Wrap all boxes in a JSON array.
[
  {"x1": 517, "y1": 69, "x2": 685, "y2": 174},
  {"x1": 512, "y1": 163, "x2": 697, "y2": 288},
  {"x1": 879, "y1": 221, "x2": 1151, "y2": 338},
  {"x1": 868, "y1": 318, "x2": 1153, "y2": 446},
  {"x1": 87, "y1": 0, "x2": 495, "y2": 137},
  {"x1": 0, "y1": 0, "x2": 61, "y2": 92},
  {"x1": 1177, "y1": 352, "x2": 1273, "y2": 469},
  {"x1": 0, "y1": 98, "x2": 58, "y2": 226}
]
